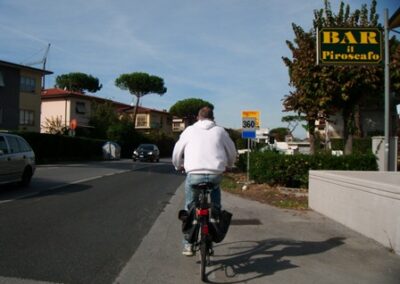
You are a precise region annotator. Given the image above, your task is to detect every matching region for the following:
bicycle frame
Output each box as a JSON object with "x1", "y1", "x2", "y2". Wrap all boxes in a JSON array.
[{"x1": 192, "y1": 182, "x2": 214, "y2": 282}]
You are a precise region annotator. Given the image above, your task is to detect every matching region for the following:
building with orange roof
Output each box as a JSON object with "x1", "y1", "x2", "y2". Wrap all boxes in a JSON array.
[{"x1": 0, "y1": 60, "x2": 52, "y2": 132}]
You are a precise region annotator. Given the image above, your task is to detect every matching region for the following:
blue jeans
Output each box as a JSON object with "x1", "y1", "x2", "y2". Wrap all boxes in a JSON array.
[
  {"x1": 183, "y1": 174, "x2": 222, "y2": 246},
  {"x1": 184, "y1": 173, "x2": 222, "y2": 211}
]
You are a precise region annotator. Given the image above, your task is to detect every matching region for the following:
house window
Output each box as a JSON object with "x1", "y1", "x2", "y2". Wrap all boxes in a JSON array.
[
  {"x1": 75, "y1": 102, "x2": 86, "y2": 114},
  {"x1": 136, "y1": 114, "x2": 147, "y2": 127},
  {"x1": 20, "y1": 76, "x2": 36, "y2": 92},
  {"x1": 172, "y1": 122, "x2": 182, "y2": 131},
  {"x1": 20, "y1": 109, "x2": 35, "y2": 126}
]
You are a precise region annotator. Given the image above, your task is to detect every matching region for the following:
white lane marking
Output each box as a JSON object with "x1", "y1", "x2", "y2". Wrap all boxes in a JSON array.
[
  {"x1": 0, "y1": 276, "x2": 57, "y2": 283},
  {"x1": 0, "y1": 170, "x2": 131, "y2": 205}
]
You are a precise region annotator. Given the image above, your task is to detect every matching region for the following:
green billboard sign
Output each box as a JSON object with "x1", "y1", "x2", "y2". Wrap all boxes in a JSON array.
[{"x1": 317, "y1": 28, "x2": 382, "y2": 65}]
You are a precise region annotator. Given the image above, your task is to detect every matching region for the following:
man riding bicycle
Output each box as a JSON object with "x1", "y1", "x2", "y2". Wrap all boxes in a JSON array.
[{"x1": 172, "y1": 106, "x2": 237, "y2": 256}]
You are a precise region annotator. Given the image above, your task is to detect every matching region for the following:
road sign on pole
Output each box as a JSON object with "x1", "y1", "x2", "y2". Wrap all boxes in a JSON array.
[
  {"x1": 242, "y1": 110, "x2": 260, "y2": 129},
  {"x1": 241, "y1": 115, "x2": 256, "y2": 184},
  {"x1": 70, "y1": 119, "x2": 77, "y2": 130},
  {"x1": 242, "y1": 117, "x2": 256, "y2": 139}
]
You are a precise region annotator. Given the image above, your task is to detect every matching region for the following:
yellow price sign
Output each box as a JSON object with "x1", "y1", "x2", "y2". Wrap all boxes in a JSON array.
[{"x1": 242, "y1": 110, "x2": 260, "y2": 129}]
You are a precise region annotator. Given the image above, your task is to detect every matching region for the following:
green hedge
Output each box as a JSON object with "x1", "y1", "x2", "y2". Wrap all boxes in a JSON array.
[
  {"x1": 237, "y1": 151, "x2": 377, "y2": 188},
  {"x1": 15, "y1": 131, "x2": 176, "y2": 164},
  {"x1": 330, "y1": 138, "x2": 372, "y2": 154},
  {"x1": 17, "y1": 132, "x2": 105, "y2": 164}
]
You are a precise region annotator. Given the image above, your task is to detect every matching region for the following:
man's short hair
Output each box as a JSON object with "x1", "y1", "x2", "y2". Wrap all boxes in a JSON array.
[{"x1": 198, "y1": 107, "x2": 214, "y2": 120}]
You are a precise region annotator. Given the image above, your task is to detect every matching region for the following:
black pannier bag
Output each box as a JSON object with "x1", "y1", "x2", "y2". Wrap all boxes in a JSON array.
[
  {"x1": 178, "y1": 203, "x2": 233, "y2": 244},
  {"x1": 179, "y1": 202, "x2": 199, "y2": 244},
  {"x1": 209, "y1": 207, "x2": 232, "y2": 243}
]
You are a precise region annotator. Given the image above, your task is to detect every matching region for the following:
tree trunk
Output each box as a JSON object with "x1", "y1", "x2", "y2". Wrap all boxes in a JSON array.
[
  {"x1": 308, "y1": 120, "x2": 316, "y2": 155},
  {"x1": 354, "y1": 104, "x2": 362, "y2": 138},
  {"x1": 132, "y1": 95, "x2": 140, "y2": 129},
  {"x1": 344, "y1": 133, "x2": 353, "y2": 155},
  {"x1": 343, "y1": 108, "x2": 353, "y2": 155}
]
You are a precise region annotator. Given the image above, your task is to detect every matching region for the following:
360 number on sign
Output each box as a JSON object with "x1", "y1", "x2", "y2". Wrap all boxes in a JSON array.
[
  {"x1": 242, "y1": 118, "x2": 256, "y2": 130},
  {"x1": 242, "y1": 119, "x2": 255, "y2": 129},
  {"x1": 242, "y1": 117, "x2": 256, "y2": 139}
]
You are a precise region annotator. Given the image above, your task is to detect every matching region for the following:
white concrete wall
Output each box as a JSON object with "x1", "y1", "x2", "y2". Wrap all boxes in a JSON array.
[{"x1": 309, "y1": 171, "x2": 400, "y2": 255}]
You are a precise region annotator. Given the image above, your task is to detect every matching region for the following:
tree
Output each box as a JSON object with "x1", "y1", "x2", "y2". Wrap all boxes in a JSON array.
[
  {"x1": 282, "y1": 22, "x2": 334, "y2": 154},
  {"x1": 88, "y1": 102, "x2": 119, "y2": 139},
  {"x1": 41, "y1": 116, "x2": 68, "y2": 135},
  {"x1": 115, "y1": 72, "x2": 167, "y2": 129},
  {"x1": 225, "y1": 128, "x2": 246, "y2": 149},
  {"x1": 312, "y1": 0, "x2": 383, "y2": 154},
  {"x1": 107, "y1": 114, "x2": 140, "y2": 157},
  {"x1": 269, "y1": 127, "x2": 290, "y2": 142},
  {"x1": 169, "y1": 98, "x2": 214, "y2": 126},
  {"x1": 55, "y1": 72, "x2": 102, "y2": 93},
  {"x1": 389, "y1": 37, "x2": 400, "y2": 137},
  {"x1": 281, "y1": 115, "x2": 307, "y2": 136},
  {"x1": 391, "y1": 38, "x2": 400, "y2": 97},
  {"x1": 107, "y1": 114, "x2": 135, "y2": 142},
  {"x1": 283, "y1": 0, "x2": 400, "y2": 154}
]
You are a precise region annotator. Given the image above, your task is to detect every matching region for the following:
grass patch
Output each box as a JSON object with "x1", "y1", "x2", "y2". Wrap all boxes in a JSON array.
[
  {"x1": 221, "y1": 175, "x2": 240, "y2": 191},
  {"x1": 221, "y1": 172, "x2": 308, "y2": 210}
]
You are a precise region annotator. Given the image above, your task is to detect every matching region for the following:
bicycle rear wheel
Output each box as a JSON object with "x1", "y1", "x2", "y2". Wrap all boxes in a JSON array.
[{"x1": 200, "y1": 240, "x2": 207, "y2": 282}]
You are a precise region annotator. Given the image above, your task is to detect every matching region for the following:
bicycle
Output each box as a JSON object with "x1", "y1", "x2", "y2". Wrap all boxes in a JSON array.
[
  {"x1": 192, "y1": 182, "x2": 215, "y2": 282},
  {"x1": 179, "y1": 181, "x2": 232, "y2": 282}
]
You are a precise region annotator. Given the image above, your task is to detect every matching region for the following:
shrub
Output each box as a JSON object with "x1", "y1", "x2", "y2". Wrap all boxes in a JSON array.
[
  {"x1": 143, "y1": 132, "x2": 176, "y2": 157},
  {"x1": 16, "y1": 132, "x2": 104, "y2": 164},
  {"x1": 236, "y1": 152, "x2": 252, "y2": 172},
  {"x1": 247, "y1": 151, "x2": 377, "y2": 188},
  {"x1": 330, "y1": 138, "x2": 372, "y2": 154},
  {"x1": 15, "y1": 130, "x2": 177, "y2": 163}
]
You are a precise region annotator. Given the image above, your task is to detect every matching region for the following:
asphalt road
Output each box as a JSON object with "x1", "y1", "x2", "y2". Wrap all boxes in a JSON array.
[{"x1": 0, "y1": 160, "x2": 184, "y2": 284}]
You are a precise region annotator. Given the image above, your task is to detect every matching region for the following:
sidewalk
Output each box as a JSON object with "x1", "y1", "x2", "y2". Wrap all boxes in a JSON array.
[{"x1": 114, "y1": 183, "x2": 400, "y2": 284}]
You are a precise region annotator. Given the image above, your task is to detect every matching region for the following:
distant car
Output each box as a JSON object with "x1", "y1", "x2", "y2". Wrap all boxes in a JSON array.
[
  {"x1": 0, "y1": 132, "x2": 36, "y2": 186},
  {"x1": 133, "y1": 144, "x2": 160, "y2": 162}
]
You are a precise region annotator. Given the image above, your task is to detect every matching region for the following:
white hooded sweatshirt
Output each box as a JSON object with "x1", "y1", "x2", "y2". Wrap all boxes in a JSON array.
[{"x1": 172, "y1": 119, "x2": 237, "y2": 174}]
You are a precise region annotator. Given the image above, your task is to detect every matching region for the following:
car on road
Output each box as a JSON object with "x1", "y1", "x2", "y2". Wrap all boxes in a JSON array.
[
  {"x1": 0, "y1": 132, "x2": 36, "y2": 186},
  {"x1": 132, "y1": 144, "x2": 160, "y2": 162}
]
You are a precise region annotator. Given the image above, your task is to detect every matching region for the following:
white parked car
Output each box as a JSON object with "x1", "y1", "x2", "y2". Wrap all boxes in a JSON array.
[{"x1": 0, "y1": 132, "x2": 36, "y2": 186}]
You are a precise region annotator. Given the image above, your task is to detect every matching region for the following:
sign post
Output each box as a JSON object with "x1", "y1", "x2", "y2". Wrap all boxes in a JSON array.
[
  {"x1": 241, "y1": 111, "x2": 259, "y2": 184},
  {"x1": 384, "y1": 9, "x2": 389, "y2": 171},
  {"x1": 69, "y1": 118, "x2": 77, "y2": 137}
]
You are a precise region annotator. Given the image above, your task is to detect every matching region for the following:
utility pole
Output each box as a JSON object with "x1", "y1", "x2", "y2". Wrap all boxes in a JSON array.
[
  {"x1": 41, "y1": 43, "x2": 51, "y2": 89},
  {"x1": 24, "y1": 43, "x2": 51, "y2": 89},
  {"x1": 384, "y1": 9, "x2": 390, "y2": 171}
]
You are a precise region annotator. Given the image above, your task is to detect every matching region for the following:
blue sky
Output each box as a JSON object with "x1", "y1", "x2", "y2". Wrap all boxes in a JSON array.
[{"x1": 0, "y1": 0, "x2": 398, "y2": 138}]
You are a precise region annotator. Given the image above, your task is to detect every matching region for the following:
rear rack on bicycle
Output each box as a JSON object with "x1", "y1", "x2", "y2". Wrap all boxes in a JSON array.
[{"x1": 192, "y1": 182, "x2": 214, "y2": 190}]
